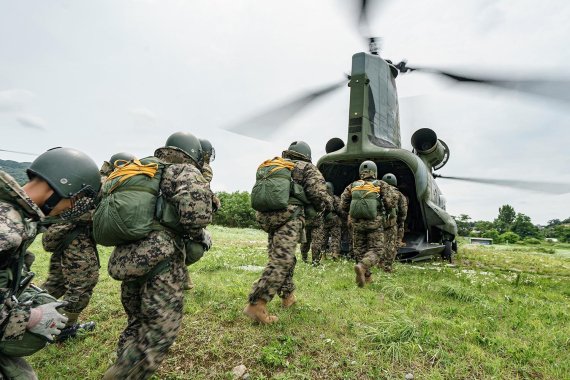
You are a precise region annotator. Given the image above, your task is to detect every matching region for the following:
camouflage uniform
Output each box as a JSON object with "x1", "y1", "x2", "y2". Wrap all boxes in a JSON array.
[
  {"x1": 299, "y1": 215, "x2": 324, "y2": 264},
  {"x1": 103, "y1": 148, "x2": 212, "y2": 380},
  {"x1": 41, "y1": 216, "x2": 99, "y2": 324},
  {"x1": 249, "y1": 153, "x2": 331, "y2": 304},
  {"x1": 315, "y1": 194, "x2": 343, "y2": 259},
  {"x1": 340, "y1": 179, "x2": 399, "y2": 277},
  {"x1": 397, "y1": 192, "x2": 409, "y2": 246},
  {"x1": 0, "y1": 171, "x2": 43, "y2": 379},
  {"x1": 378, "y1": 185, "x2": 402, "y2": 272}
]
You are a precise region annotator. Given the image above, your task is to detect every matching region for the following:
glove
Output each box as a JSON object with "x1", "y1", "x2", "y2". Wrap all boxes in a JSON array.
[
  {"x1": 201, "y1": 229, "x2": 212, "y2": 251},
  {"x1": 27, "y1": 302, "x2": 68, "y2": 340}
]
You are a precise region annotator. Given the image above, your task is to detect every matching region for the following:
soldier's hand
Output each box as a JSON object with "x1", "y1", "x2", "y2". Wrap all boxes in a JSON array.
[{"x1": 27, "y1": 302, "x2": 68, "y2": 340}]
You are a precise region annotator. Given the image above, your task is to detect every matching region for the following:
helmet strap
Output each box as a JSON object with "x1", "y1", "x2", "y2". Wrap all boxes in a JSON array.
[{"x1": 40, "y1": 191, "x2": 62, "y2": 215}]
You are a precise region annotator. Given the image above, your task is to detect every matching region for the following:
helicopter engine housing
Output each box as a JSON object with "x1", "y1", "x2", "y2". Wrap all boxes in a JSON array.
[{"x1": 411, "y1": 128, "x2": 450, "y2": 170}]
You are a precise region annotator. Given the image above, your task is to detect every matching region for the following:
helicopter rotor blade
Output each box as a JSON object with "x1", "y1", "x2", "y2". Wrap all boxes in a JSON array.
[
  {"x1": 436, "y1": 174, "x2": 570, "y2": 195},
  {"x1": 400, "y1": 64, "x2": 570, "y2": 103},
  {"x1": 224, "y1": 78, "x2": 348, "y2": 141},
  {"x1": 0, "y1": 148, "x2": 38, "y2": 157}
]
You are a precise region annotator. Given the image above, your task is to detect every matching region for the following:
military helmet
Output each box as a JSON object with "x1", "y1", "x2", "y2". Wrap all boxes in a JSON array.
[
  {"x1": 286, "y1": 141, "x2": 312, "y2": 161},
  {"x1": 109, "y1": 152, "x2": 135, "y2": 166},
  {"x1": 326, "y1": 182, "x2": 335, "y2": 195},
  {"x1": 27, "y1": 147, "x2": 101, "y2": 199},
  {"x1": 199, "y1": 138, "x2": 215, "y2": 162},
  {"x1": 165, "y1": 131, "x2": 202, "y2": 164},
  {"x1": 382, "y1": 173, "x2": 397, "y2": 186},
  {"x1": 359, "y1": 160, "x2": 377, "y2": 179}
]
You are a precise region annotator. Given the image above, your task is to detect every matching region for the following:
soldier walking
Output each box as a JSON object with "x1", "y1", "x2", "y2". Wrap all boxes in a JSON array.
[{"x1": 380, "y1": 173, "x2": 408, "y2": 271}]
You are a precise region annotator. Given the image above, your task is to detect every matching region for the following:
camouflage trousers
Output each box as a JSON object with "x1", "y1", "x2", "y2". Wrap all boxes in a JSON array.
[
  {"x1": 378, "y1": 225, "x2": 398, "y2": 272},
  {"x1": 0, "y1": 356, "x2": 37, "y2": 380},
  {"x1": 300, "y1": 220, "x2": 322, "y2": 264},
  {"x1": 103, "y1": 256, "x2": 185, "y2": 380},
  {"x1": 41, "y1": 233, "x2": 99, "y2": 318},
  {"x1": 341, "y1": 218, "x2": 353, "y2": 259},
  {"x1": 353, "y1": 224, "x2": 385, "y2": 277},
  {"x1": 249, "y1": 218, "x2": 302, "y2": 304},
  {"x1": 321, "y1": 217, "x2": 342, "y2": 259}
]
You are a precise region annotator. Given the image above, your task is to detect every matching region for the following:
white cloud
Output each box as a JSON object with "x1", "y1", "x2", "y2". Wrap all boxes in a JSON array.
[
  {"x1": 16, "y1": 114, "x2": 47, "y2": 130},
  {"x1": 0, "y1": 89, "x2": 35, "y2": 111}
]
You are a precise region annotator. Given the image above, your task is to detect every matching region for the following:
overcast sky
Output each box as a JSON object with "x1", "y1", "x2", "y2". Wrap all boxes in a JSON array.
[{"x1": 1, "y1": 0, "x2": 569, "y2": 224}]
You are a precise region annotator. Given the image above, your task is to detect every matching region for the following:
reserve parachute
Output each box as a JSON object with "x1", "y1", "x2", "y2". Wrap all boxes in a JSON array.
[{"x1": 251, "y1": 157, "x2": 298, "y2": 212}]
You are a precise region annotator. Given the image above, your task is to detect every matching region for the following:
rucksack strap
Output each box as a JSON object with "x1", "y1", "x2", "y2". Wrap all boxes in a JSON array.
[{"x1": 106, "y1": 160, "x2": 160, "y2": 193}]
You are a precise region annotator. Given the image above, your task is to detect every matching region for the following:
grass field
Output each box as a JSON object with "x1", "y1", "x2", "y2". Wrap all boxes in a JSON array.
[{"x1": 27, "y1": 226, "x2": 570, "y2": 379}]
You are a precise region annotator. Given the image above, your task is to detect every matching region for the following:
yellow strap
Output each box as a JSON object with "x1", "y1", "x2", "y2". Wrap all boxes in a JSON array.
[
  {"x1": 258, "y1": 157, "x2": 295, "y2": 174},
  {"x1": 106, "y1": 159, "x2": 159, "y2": 193},
  {"x1": 351, "y1": 182, "x2": 381, "y2": 197}
]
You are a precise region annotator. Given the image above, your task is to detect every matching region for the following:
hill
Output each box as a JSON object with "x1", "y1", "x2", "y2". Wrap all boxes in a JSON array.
[{"x1": 0, "y1": 159, "x2": 30, "y2": 185}]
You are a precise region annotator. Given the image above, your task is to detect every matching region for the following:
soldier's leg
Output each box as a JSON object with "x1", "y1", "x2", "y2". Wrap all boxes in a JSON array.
[
  {"x1": 330, "y1": 222, "x2": 341, "y2": 259},
  {"x1": 0, "y1": 355, "x2": 37, "y2": 380},
  {"x1": 310, "y1": 222, "x2": 325, "y2": 265},
  {"x1": 361, "y1": 228, "x2": 385, "y2": 279},
  {"x1": 117, "y1": 280, "x2": 142, "y2": 358},
  {"x1": 104, "y1": 258, "x2": 185, "y2": 380},
  {"x1": 299, "y1": 225, "x2": 312, "y2": 262},
  {"x1": 41, "y1": 250, "x2": 65, "y2": 299},
  {"x1": 248, "y1": 219, "x2": 302, "y2": 304},
  {"x1": 353, "y1": 230, "x2": 367, "y2": 264},
  {"x1": 60, "y1": 237, "x2": 99, "y2": 324}
]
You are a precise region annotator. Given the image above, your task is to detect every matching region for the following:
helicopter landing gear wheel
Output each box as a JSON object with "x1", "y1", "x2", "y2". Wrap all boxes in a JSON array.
[{"x1": 442, "y1": 240, "x2": 453, "y2": 263}]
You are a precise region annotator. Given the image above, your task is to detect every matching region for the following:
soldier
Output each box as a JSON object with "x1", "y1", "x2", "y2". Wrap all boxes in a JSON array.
[
  {"x1": 103, "y1": 132, "x2": 213, "y2": 380},
  {"x1": 313, "y1": 182, "x2": 343, "y2": 260},
  {"x1": 340, "y1": 161, "x2": 399, "y2": 287},
  {"x1": 0, "y1": 147, "x2": 100, "y2": 379},
  {"x1": 244, "y1": 141, "x2": 331, "y2": 324},
  {"x1": 381, "y1": 173, "x2": 408, "y2": 271}
]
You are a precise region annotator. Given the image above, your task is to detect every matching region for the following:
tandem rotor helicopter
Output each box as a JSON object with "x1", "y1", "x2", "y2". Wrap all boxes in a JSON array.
[{"x1": 225, "y1": 0, "x2": 570, "y2": 262}]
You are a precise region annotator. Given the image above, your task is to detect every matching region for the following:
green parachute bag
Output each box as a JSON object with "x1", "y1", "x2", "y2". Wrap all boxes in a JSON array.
[
  {"x1": 349, "y1": 180, "x2": 381, "y2": 220},
  {"x1": 93, "y1": 157, "x2": 167, "y2": 246},
  {"x1": 251, "y1": 157, "x2": 296, "y2": 212}
]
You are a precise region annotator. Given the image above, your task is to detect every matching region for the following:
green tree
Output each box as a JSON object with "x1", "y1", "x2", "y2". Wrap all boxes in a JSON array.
[
  {"x1": 212, "y1": 191, "x2": 258, "y2": 229},
  {"x1": 482, "y1": 229, "x2": 501, "y2": 243},
  {"x1": 494, "y1": 204, "x2": 516, "y2": 233},
  {"x1": 453, "y1": 214, "x2": 472, "y2": 236},
  {"x1": 511, "y1": 213, "x2": 540, "y2": 238}
]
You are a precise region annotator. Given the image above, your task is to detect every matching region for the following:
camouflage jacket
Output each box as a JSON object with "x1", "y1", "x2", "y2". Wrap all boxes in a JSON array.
[
  {"x1": 256, "y1": 155, "x2": 332, "y2": 231},
  {"x1": 202, "y1": 162, "x2": 213, "y2": 183},
  {"x1": 0, "y1": 171, "x2": 44, "y2": 341},
  {"x1": 108, "y1": 148, "x2": 213, "y2": 280},
  {"x1": 395, "y1": 188, "x2": 408, "y2": 228}
]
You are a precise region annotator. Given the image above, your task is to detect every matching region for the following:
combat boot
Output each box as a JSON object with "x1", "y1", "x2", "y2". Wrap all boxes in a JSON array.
[
  {"x1": 281, "y1": 292, "x2": 296, "y2": 308},
  {"x1": 243, "y1": 300, "x2": 278, "y2": 324},
  {"x1": 354, "y1": 263, "x2": 366, "y2": 288},
  {"x1": 365, "y1": 274, "x2": 373, "y2": 284},
  {"x1": 55, "y1": 321, "x2": 96, "y2": 342}
]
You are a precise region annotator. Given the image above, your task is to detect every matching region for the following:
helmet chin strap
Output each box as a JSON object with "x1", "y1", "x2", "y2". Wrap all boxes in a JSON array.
[{"x1": 40, "y1": 191, "x2": 62, "y2": 215}]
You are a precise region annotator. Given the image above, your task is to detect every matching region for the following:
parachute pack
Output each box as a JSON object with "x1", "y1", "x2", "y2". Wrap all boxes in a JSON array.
[
  {"x1": 93, "y1": 157, "x2": 183, "y2": 246},
  {"x1": 349, "y1": 180, "x2": 381, "y2": 220},
  {"x1": 251, "y1": 157, "x2": 306, "y2": 212}
]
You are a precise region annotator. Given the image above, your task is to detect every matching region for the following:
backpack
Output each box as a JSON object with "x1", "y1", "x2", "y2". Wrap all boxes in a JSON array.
[
  {"x1": 349, "y1": 180, "x2": 381, "y2": 220},
  {"x1": 251, "y1": 157, "x2": 300, "y2": 212},
  {"x1": 93, "y1": 157, "x2": 183, "y2": 246}
]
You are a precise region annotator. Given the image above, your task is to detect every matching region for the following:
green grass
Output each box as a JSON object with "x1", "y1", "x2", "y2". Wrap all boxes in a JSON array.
[{"x1": 27, "y1": 226, "x2": 570, "y2": 379}]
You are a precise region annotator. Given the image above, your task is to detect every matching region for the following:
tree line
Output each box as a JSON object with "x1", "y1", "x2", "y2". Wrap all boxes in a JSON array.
[{"x1": 454, "y1": 204, "x2": 570, "y2": 243}]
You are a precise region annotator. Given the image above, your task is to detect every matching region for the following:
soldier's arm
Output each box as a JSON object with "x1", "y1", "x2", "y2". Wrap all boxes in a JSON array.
[
  {"x1": 340, "y1": 185, "x2": 352, "y2": 214},
  {"x1": 397, "y1": 194, "x2": 408, "y2": 227},
  {"x1": 302, "y1": 165, "x2": 332, "y2": 213}
]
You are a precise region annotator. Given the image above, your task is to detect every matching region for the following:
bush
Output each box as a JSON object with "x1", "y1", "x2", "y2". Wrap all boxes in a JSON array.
[
  {"x1": 500, "y1": 231, "x2": 520, "y2": 244},
  {"x1": 522, "y1": 237, "x2": 542, "y2": 245},
  {"x1": 212, "y1": 191, "x2": 259, "y2": 229}
]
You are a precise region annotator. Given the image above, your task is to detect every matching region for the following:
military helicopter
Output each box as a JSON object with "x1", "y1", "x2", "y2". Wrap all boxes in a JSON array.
[{"x1": 225, "y1": 0, "x2": 570, "y2": 262}]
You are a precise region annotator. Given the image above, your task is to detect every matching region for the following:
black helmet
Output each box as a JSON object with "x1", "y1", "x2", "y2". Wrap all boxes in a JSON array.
[
  {"x1": 285, "y1": 141, "x2": 311, "y2": 162},
  {"x1": 164, "y1": 132, "x2": 202, "y2": 164},
  {"x1": 199, "y1": 139, "x2": 215, "y2": 163},
  {"x1": 326, "y1": 182, "x2": 334, "y2": 195},
  {"x1": 359, "y1": 160, "x2": 377, "y2": 179},
  {"x1": 382, "y1": 173, "x2": 397, "y2": 186}
]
